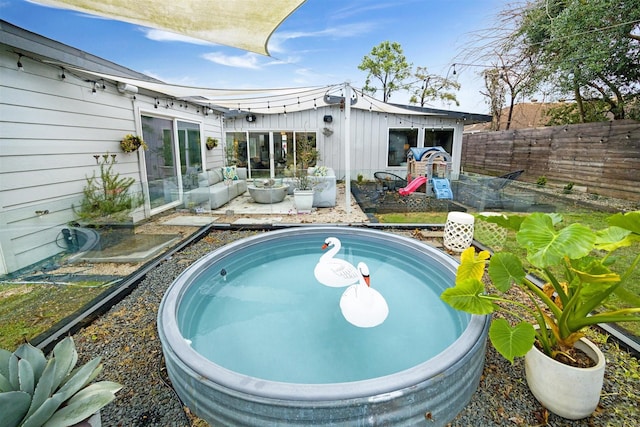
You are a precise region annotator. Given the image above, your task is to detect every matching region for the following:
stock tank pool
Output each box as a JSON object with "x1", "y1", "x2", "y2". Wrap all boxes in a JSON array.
[{"x1": 158, "y1": 226, "x2": 489, "y2": 426}]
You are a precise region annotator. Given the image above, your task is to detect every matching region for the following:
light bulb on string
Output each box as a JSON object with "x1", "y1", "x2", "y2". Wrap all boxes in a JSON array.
[
  {"x1": 60, "y1": 68, "x2": 66, "y2": 80},
  {"x1": 17, "y1": 54, "x2": 24, "y2": 71}
]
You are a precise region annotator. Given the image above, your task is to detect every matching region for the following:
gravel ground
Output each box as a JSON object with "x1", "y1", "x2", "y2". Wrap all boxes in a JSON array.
[{"x1": 70, "y1": 227, "x2": 640, "y2": 427}]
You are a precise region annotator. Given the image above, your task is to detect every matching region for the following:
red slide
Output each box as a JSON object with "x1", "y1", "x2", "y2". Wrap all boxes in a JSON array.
[{"x1": 398, "y1": 176, "x2": 427, "y2": 196}]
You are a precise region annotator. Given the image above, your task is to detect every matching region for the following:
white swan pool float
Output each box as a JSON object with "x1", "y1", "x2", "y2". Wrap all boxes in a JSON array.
[
  {"x1": 340, "y1": 262, "x2": 389, "y2": 328},
  {"x1": 314, "y1": 237, "x2": 360, "y2": 287}
]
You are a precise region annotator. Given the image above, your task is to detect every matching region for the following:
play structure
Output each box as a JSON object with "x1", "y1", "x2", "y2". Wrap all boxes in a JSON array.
[{"x1": 398, "y1": 147, "x2": 453, "y2": 199}]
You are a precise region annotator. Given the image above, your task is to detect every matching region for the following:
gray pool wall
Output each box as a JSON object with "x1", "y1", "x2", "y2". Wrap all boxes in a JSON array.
[{"x1": 158, "y1": 227, "x2": 490, "y2": 426}]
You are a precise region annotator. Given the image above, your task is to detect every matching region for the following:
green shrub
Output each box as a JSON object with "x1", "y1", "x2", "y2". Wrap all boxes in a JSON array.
[{"x1": 74, "y1": 155, "x2": 141, "y2": 222}]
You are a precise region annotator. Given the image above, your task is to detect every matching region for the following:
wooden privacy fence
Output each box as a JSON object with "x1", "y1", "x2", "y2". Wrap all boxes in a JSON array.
[{"x1": 461, "y1": 120, "x2": 640, "y2": 201}]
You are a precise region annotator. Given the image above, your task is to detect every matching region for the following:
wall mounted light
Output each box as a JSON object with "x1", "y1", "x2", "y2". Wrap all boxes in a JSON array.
[
  {"x1": 246, "y1": 114, "x2": 257, "y2": 122},
  {"x1": 323, "y1": 115, "x2": 333, "y2": 123}
]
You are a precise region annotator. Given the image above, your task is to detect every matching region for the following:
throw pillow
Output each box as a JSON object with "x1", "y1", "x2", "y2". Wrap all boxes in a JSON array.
[
  {"x1": 223, "y1": 166, "x2": 238, "y2": 180},
  {"x1": 313, "y1": 166, "x2": 329, "y2": 176}
]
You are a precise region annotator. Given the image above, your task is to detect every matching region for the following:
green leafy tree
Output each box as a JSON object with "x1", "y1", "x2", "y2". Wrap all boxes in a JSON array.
[
  {"x1": 358, "y1": 41, "x2": 412, "y2": 102},
  {"x1": 544, "y1": 101, "x2": 609, "y2": 126},
  {"x1": 518, "y1": 0, "x2": 640, "y2": 121},
  {"x1": 409, "y1": 66, "x2": 460, "y2": 107}
]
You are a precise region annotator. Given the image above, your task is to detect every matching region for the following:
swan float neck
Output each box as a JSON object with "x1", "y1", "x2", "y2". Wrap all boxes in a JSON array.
[{"x1": 319, "y1": 237, "x2": 342, "y2": 263}]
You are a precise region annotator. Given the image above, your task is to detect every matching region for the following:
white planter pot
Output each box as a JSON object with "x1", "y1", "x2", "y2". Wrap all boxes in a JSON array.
[
  {"x1": 524, "y1": 338, "x2": 605, "y2": 420},
  {"x1": 294, "y1": 189, "x2": 314, "y2": 213}
]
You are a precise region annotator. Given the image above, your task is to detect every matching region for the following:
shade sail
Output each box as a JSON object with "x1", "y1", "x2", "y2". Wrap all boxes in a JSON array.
[{"x1": 32, "y1": 0, "x2": 306, "y2": 55}]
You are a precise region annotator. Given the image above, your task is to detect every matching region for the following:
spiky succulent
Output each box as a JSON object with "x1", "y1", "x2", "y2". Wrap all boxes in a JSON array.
[{"x1": 0, "y1": 336, "x2": 121, "y2": 427}]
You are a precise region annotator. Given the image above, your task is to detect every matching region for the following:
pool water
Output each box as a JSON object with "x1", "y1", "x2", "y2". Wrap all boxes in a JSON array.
[{"x1": 178, "y1": 233, "x2": 466, "y2": 383}]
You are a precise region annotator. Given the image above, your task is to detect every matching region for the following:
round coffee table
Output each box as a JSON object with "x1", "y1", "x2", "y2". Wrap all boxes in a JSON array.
[{"x1": 248, "y1": 184, "x2": 288, "y2": 204}]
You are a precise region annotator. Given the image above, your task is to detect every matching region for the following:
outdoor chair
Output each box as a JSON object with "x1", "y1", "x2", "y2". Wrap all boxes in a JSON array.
[
  {"x1": 374, "y1": 172, "x2": 408, "y2": 191},
  {"x1": 456, "y1": 170, "x2": 525, "y2": 210}
]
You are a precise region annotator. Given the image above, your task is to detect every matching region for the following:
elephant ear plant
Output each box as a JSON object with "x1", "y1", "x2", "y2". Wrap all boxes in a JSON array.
[
  {"x1": 441, "y1": 211, "x2": 640, "y2": 363},
  {"x1": 0, "y1": 336, "x2": 122, "y2": 427}
]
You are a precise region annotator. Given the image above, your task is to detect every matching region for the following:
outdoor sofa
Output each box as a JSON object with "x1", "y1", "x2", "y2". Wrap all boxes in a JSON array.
[{"x1": 184, "y1": 166, "x2": 248, "y2": 209}]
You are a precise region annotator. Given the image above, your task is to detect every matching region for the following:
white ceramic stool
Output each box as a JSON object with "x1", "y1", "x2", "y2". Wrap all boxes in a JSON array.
[
  {"x1": 443, "y1": 211, "x2": 475, "y2": 252},
  {"x1": 475, "y1": 212, "x2": 507, "y2": 251}
]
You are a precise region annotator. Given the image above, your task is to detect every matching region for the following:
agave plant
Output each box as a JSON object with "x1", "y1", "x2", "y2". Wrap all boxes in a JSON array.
[
  {"x1": 441, "y1": 211, "x2": 640, "y2": 363},
  {"x1": 0, "y1": 336, "x2": 121, "y2": 427}
]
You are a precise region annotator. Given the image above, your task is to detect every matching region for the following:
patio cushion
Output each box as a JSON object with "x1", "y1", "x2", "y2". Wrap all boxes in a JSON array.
[{"x1": 223, "y1": 166, "x2": 239, "y2": 180}]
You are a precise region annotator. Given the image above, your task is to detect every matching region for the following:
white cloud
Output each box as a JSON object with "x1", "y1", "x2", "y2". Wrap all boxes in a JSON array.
[
  {"x1": 201, "y1": 52, "x2": 262, "y2": 69},
  {"x1": 142, "y1": 28, "x2": 214, "y2": 46},
  {"x1": 269, "y1": 22, "x2": 376, "y2": 54},
  {"x1": 200, "y1": 51, "x2": 300, "y2": 69}
]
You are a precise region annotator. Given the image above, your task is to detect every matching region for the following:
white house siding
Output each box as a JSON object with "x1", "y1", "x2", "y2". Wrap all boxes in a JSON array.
[
  {"x1": 0, "y1": 49, "x2": 222, "y2": 274},
  {"x1": 227, "y1": 105, "x2": 463, "y2": 181}
]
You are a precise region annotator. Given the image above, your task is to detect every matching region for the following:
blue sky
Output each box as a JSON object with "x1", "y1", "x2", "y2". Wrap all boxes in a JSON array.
[{"x1": 2, "y1": 0, "x2": 510, "y2": 113}]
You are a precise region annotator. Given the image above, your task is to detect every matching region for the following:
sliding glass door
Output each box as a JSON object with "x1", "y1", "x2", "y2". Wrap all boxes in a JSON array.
[
  {"x1": 141, "y1": 115, "x2": 203, "y2": 211},
  {"x1": 177, "y1": 121, "x2": 203, "y2": 191},
  {"x1": 142, "y1": 116, "x2": 178, "y2": 210}
]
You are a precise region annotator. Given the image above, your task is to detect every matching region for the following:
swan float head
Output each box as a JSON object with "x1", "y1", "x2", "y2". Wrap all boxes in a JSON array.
[{"x1": 339, "y1": 262, "x2": 389, "y2": 328}]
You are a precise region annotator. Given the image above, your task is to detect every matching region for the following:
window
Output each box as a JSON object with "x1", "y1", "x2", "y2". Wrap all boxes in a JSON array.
[
  {"x1": 388, "y1": 128, "x2": 418, "y2": 166},
  {"x1": 424, "y1": 129, "x2": 453, "y2": 154},
  {"x1": 225, "y1": 131, "x2": 317, "y2": 178}
]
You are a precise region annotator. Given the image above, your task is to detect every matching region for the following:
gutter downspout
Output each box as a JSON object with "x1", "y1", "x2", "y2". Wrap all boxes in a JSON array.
[{"x1": 344, "y1": 83, "x2": 351, "y2": 214}]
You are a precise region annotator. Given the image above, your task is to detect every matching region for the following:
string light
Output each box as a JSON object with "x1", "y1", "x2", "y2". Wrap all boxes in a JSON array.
[
  {"x1": 17, "y1": 54, "x2": 24, "y2": 71},
  {"x1": 60, "y1": 67, "x2": 66, "y2": 80}
]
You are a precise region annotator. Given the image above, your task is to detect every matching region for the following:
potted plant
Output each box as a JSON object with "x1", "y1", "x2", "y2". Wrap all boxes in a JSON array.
[
  {"x1": 292, "y1": 138, "x2": 319, "y2": 213},
  {"x1": 0, "y1": 336, "x2": 122, "y2": 427},
  {"x1": 205, "y1": 137, "x2": 218, "y2": 150},
  {"x1": 441, "y1": 211, "x2": 640, "y2": 419},
  {"x1": 120, "y1": 134, "x2": 147, "y2": 153}
]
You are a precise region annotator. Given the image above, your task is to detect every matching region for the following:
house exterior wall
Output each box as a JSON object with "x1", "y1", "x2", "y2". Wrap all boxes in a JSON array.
[
  {"x1": 225, "y1": 106, "x2": 464, "y2": 181},
  {"x1": 0, "y1": 48, "x2": 223, "y2": 274}
]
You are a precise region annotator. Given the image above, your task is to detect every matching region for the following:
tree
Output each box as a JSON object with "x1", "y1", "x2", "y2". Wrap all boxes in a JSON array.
[
  {"x1": 481, "y1": 67, "x2": 506, "y2": 131},
  {"x1": 517, "y1": 0, "x2": 640, "y2": 120},
  {"x1": 494, "y1": 52, "x2": 538, "y2": 129},
  {"x1": 358, "y1": 41, "x2": 412, "y2": 102},
  {"x1": 544, "y1": 101, "x2": 609, "y2": 126},
  {"x1": 457, "y1": 0, "x2": 640, "y2": 124},
  {"x1": 408, "y1": 66, "x2": 460, "y2": 107}
]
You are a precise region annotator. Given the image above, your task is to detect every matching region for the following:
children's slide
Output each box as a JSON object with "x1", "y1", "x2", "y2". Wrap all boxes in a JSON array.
[
  {"x1": 398, "y1": 176, "x2": 427, "y2": 196},
  {"x1": 431, "y1": 178, "x2": 453, "y2": 200}
]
